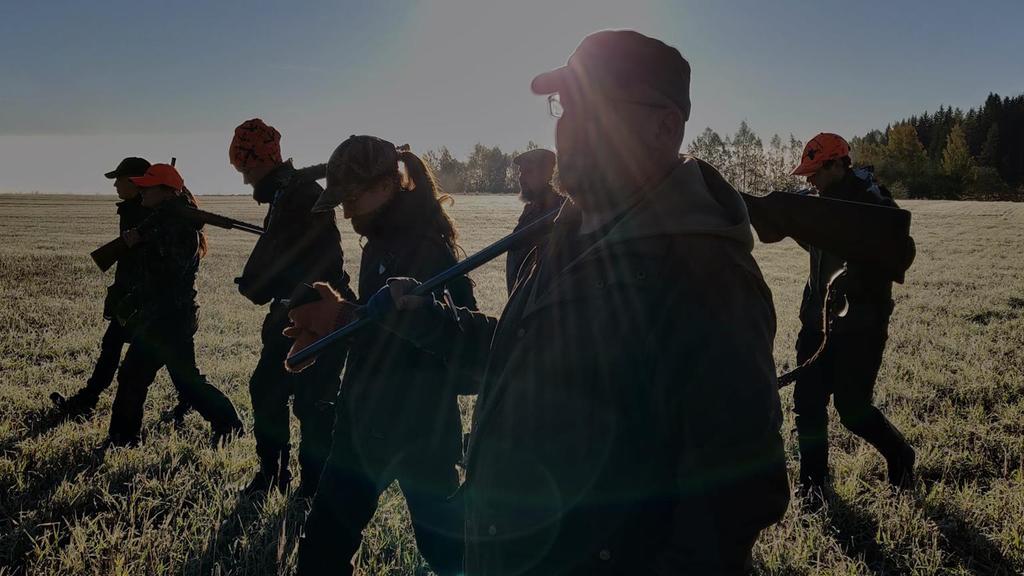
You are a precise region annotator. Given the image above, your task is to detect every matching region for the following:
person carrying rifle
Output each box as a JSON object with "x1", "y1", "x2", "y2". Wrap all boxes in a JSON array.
[
  {"x1": 789, "y1": 133, "x2": 915, "y2": 500},
  {"x1": 506, "y1": 148, "x2": 563, "y2": 295},
  {"x1": 288, "y1": 135, "x2": 476, "y2": 575},
  {"x1": 53, "y1": 157, "x2": 189, "y2": 424},
  {"x1": 230, "y1": 118, "x2": 354, "y2": 497},
  {"x1": 103, "y1": 163, "x2": 243, "y2": 448},
  {"x1": 287, "y1": 31, "x2": 789, "y2": 575}
]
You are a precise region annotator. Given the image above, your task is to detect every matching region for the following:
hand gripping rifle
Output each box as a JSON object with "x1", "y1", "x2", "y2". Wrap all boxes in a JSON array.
[
  {"x1": 90, "y1": 162, "x2": 330, "y2": 272},
  {"x1": 743, "y1": 190, "x2": 916, "y2": 388},
  {"x1": 90, "y1": 202, "x2": 265, "y2": 272},
  {"x1": 286, "y1": 188, "x2": 916, "y2": 371},
  {"x1": 285, "y1": 208, "x2": 559, "y2": 370}
]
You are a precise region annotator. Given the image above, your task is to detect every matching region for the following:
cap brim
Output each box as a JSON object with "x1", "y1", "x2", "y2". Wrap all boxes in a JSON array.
[
  {"x1": 790, "y1": 162, "x2": 818, "y2": 176},
  {"x1": 129, "y1": 175, "x2": 162, "y2": 187},
  {"x1": 104, "y1": 170, "x2": 119, "y2": 179},
  {"x1": 531, "y1": 67, "x2": 569, "y2": 94},
  {"x1": 311, "y1": 189, "x2": 341, "y2": 213}
]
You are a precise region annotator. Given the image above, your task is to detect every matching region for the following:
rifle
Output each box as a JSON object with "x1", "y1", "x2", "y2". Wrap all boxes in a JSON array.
[
  {"x1": 90, "y1": 203, "x2": 265, "y2": 272},
  {"x1": 285, "y1": 208, "x2": 559, "y2": 370},
  {"x1": 286, "y1": 187, "x2": 917, "y2": 370},
  {"x1": 742, "y1": 190, "x2": 915, "y2": 283}
]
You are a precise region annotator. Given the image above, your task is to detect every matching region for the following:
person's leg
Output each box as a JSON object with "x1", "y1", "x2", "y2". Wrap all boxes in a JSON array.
[
  {"x1": 398, "y1": 453, "x2": 465, "y2": 576},
  {"x1": 107, "y1": 337, "x2": 162, "y2": 445},
  {"x1": 159, "y1": 321, "x2": 242, "y2": 439},
  {"x1": 297, "y1": 427, "x2": 386, "y2": 576},
  {"x1": 793, "y1": 326, "x2": 833, "y2": 489},
  {"x1": 830, "y1": 327, "x2": 915, "y2": 488},
  {"x1": 292, "y1": 345, "x2": 345, "y2": 497},
  {"x1": 246, "y1": 311, "x2": 294, "y2": 493},
  {"x1": 84, "y1": 320, "x2": 129, "y2": 396}
]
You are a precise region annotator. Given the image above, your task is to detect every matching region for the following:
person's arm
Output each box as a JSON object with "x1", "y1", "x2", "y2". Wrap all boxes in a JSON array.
[{"x1": 648, "y1": 247, "x2": 789, "y2": 574}]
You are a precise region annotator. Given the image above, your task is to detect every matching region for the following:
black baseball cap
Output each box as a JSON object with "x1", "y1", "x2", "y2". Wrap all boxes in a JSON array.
[
  {"x1": 531, "y1": 30, "x2": 692, "y2": 121},
  {"x1": 104, "y1": 157, "x2": 151, "y2": 179}
]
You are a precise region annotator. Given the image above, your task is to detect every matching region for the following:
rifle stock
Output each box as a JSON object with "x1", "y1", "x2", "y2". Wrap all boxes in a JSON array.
[
  {"x1": 90, "y1": 237, "x2": 130, "y2": 272},
  {"x1": 742, "y1": 191, "x2": 915, "y2": 283}
]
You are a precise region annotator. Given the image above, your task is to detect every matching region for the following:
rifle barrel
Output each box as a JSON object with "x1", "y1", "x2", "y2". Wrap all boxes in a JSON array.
[{"x1": 285, "y1": 207, "x2": 560, "y2": 369}]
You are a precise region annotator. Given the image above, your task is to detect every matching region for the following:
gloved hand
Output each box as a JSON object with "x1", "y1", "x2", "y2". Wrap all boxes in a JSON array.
[{"x1": 283, "y1": 282, "x2": 358, "y2": 373}]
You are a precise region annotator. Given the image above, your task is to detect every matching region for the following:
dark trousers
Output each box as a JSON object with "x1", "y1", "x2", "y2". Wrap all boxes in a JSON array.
[
  {"x1": 793, "y1": 323, "x2": 911, "y2": 484},
  {"x1": 83, "y1": 320, "x2": 128, "y2": 396},
  {"x1": 297, "y1": 418, "x2": 465, "y2": 576},
  {"x1": 249, "y1": 305, "x2": 343, "y2": 486},
  {"x1": 83, "y1": 320, "x2": 187, "y2": 407},
  {"x1": 109, "y1": 319, "x2": 239, "y2": 442}
]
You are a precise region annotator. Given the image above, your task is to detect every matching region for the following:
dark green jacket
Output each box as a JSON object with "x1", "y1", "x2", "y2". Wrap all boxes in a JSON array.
[
  {"x1": 800, "y1": 168, "x2": 897, "y2": 332},
  {"x1": 390, "y1": 157, "x2": 789, "y2": 575},
  {"x1": 112, "y1": 196, "x2": 203, "y2": 336},
  {"x1": 505, "y1": 186, "x2": 563, "y2": 295},
  {"x1": 335, "y1": 194, "x2": 477, "y2": 466}
]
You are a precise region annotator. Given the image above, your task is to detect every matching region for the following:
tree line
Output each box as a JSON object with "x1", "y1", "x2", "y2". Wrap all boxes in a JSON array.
[
  {"x1": 424, "y1": 91, "x2": 1023, "y2": 200},
  {"x1": 850, "y1": 92, "x2": 1024, "y2": 200}
]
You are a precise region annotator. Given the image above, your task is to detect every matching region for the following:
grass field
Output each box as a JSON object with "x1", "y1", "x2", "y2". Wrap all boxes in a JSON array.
[{"x1": 0, "y1": 193, "x2": 1022, "y2": 575}]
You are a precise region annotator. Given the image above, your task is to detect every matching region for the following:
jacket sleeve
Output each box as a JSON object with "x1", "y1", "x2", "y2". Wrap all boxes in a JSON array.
[
  {"x1": 648, "y1": 245, "x2": 790, "y2": 574},
  {"x1": 239, "y1": 182, "x2": 353, "y2": 304},
  {"x1": 382, "y1": 238, "x2": 491, "y2": 391}
]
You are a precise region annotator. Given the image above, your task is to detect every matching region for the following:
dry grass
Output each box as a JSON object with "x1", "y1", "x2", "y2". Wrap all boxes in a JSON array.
[{"x1": 0, "y1": 194, "x2": 1021, "y2": 575}]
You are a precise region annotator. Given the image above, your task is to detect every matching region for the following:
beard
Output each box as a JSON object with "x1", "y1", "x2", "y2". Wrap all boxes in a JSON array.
[{"x1": 556, "y1": 152, "x2": 617, "y2": 210}]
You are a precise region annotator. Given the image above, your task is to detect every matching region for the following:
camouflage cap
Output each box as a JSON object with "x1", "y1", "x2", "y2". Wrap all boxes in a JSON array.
[
  {"x1": 513, "y1": 148, "x2": 556, "y2": 170},
  {"x1": 313, "y1": 135, "x2": 399, "y2": 213}
]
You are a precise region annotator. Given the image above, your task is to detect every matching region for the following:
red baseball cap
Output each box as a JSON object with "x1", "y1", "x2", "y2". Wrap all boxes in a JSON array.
[
  {"x1": 792, "y1": 133, "x2": 851, "y2": 176},
  {"x1": 531, "y1": 30, "x2": 692, "y2": 121},
  {"x1": 130, "y1": 163, "x2": 185, "y2": 192}
]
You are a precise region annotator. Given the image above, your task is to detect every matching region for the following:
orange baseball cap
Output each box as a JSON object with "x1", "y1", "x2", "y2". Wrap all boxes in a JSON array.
[
  {"x1": 791, "y1": 133, "x2": 851, "y2": 176},
  {"x1": 130, "y1": 163, "x2": 185, "y2": 192}
]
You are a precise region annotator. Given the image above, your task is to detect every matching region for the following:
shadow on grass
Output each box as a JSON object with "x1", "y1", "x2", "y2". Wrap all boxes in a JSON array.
[
  {"x1": 919, "y1": 497, "x2": 1021, "y2": 576},
  {"x1": 0, "y1": 440, "x2": 108, "y2": 571},
  {"x1": 190, "y1": 490, "x2": 307, "y2": 575},
  {"x1": 826, "y1": 495, "x2": 907, "y2": 575}
]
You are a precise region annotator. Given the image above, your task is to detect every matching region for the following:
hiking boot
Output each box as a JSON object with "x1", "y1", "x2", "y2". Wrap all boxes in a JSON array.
[
  {"x1": 52, "y1": 389, "x2": 99, "y2": 420},
  {"x1": 887, "y1": 444, "x2": 916, "y2": 491},
  {"x1": 210, "y1": 420, "x2": 244, "y2": 448}
]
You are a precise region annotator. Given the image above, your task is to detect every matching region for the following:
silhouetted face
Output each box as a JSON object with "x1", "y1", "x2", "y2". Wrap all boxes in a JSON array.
[
  {"x1": 806, "y1": 161, "x2": 845, "y2": 195},
  {"x1": 140, "y1": 185, "x2": 176, "y2": 208},
  {"x1": 114, "y1": 177, "x2": 139, "y2": 201},
  {"x1": 237, "y1": 163, "x2": 275, "y2": 189},
  {"x1": 553, "y1": 82, "x2": 674, "y2": 210},
  {"x1": 518, "y1": 161, "x2": 553, "y2": 202}
]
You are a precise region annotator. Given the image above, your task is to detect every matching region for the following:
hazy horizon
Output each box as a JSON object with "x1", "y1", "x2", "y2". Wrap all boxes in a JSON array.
[{"x1": 2, "y1": 0, "x2": 1021, "y2": 194}]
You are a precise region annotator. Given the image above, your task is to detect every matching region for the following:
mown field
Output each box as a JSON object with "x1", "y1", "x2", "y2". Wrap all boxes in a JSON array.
[{"x1": 0, "y1": 194, "x2": 1022, "y2": 575}]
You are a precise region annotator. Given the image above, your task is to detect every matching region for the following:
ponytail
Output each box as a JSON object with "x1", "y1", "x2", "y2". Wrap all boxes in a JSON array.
[{"x1": 397, "y1": 148, "x2": 462, "y2": 257}]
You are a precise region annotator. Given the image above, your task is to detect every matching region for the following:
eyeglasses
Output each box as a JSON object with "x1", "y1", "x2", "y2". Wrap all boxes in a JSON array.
[{"x1": 546, "y1": 93, "x2": 671, "y2": 119}]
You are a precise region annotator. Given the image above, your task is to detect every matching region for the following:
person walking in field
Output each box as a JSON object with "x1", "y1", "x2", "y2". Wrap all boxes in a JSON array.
[
  {"x1": 103, "y1": 163, "x2": 243, "y2": 448},
  {"x1": 230, "y1": 118, "x2": 354, "y2": 498},
  {"x1": 287, "y1": 135, "x2": 476, "y2": 576},
  {"x1": 505, "y1": 148, "x2": 563, "y2": 295},
  {"x1": 52, "y1": 157, "x2": 190, "y2": 425},
  {"x1": 789, "y1": 133, "x2": 916, "y2": 500},
  {"x1": 287, "y1": 31, "x2": 789, "y2": 575}
]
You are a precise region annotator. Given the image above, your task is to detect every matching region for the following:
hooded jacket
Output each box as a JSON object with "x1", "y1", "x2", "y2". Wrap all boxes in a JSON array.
[
  {"x1": 238, "y1": 161, "x2": 353, "y2": 305},
  {"x1": 388, "y1": 156, "x2": 789, "y2": 575}
]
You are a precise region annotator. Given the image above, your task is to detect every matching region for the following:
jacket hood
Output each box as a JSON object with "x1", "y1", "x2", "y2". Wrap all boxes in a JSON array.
[{"x1": 556, "y1": 155, "x2": 754, "y2": 251}]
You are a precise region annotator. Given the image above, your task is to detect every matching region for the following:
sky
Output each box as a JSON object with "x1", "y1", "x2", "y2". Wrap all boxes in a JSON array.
[{"x1": 0, "y1": 0, "x2": 1021, "y2": 194}]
